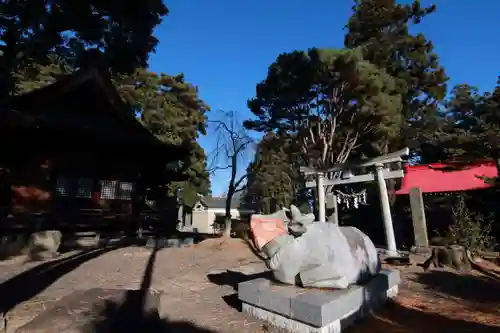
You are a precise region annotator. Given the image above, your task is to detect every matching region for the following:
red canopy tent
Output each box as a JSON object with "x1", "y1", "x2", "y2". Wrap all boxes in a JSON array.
[{"x1": 395, "y1": 161, "x2": 498, "y2": 195}]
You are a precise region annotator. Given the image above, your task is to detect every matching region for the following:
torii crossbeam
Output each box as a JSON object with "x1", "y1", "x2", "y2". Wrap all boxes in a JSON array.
[{"x1": 300, "y1": 147, "x2": 409, "y2": 256}]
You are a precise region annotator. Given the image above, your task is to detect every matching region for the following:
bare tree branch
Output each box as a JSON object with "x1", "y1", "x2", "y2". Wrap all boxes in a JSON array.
[
  {"x1": 234, "y1": 184, "x2": 247, "y2": 194},
  {"x1": 208, "y1": 110, "x2": 254, "y2": 237},
  {"x1": 233, "y1": 174, "x2": 248, "y2": 191},
  {"x1": 208, "y1": 165, "x2": 232, "y2": 174}
]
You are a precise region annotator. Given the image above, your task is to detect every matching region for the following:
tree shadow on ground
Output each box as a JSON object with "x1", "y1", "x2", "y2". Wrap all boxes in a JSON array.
[
  {"x1": 0, "y1": 243, "x2": 127, "y2": 314},
  {"x1": 413, "y1": 270, "x2": 500, "y2": 304},
  {"x1": 207, "y1": 270, "x2": 272, "y2": 290},
  {"x1": 83, "y1": 292, "x2": 218, "y2": 333},
  {"x1": 206, "y1": 270, "x2": 273, "y2": 311},
  {"x1": 346, "y1": 300, "x2": 500, "y2": 333},
  {"x1": 85, "y1": 238, "x2": 219, "y2": 333}
]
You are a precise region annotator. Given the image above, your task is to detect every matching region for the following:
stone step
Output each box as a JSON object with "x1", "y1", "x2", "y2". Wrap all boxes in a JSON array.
[{"x1": 14, "y1": 288, "x2": 161, "y2": 333}]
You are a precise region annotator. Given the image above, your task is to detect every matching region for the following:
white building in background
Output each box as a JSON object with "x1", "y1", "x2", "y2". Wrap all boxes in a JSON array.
[{"x1": 177, "y1": 195, "x2": 255, "y2": 234}]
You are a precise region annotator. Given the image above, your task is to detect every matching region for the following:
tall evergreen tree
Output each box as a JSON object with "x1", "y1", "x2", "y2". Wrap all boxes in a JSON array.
[
  {"x1": 14, "y1": 56, "x2": 73, "y2": 92},
  {"x1": 245, "y1": 48, "x2": 404, "y2": 214},
  {"x1": 345, "y1": 0, "x2": 448, "y2": 159},
  {"x1": 441, "y1": 80, "x2": 500, "y2": 169},
  {"x1": 244, "y1": 132, "x2": 298, "y2": 213},
  {"x1": 114, "y1": 69, "x2": 211, "y2": 197},
  {"x1": 245, "y1": 48, "x2": 403, "y2": 170},
  {"x1": 0, "y1": 0, "x2": 168, "y2": 96}
]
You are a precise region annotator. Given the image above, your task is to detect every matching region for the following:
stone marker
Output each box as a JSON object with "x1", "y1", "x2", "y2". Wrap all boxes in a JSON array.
[
  {"x1": 238, "y1": 269, "x2": 401, "y2": 333},
  {"x1": 409, "y1": 187, "x2": 429, "y2": 253}
]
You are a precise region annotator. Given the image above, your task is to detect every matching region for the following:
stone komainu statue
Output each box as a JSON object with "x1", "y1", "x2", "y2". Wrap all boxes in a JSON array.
[{"x1": 250, "y1": 205, "x2": 381, "y2": 289}]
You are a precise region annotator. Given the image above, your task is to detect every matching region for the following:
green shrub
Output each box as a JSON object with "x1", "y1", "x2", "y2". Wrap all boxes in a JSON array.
[{"x1": 450, "y1": 195, "x2": 495, "y2": 254}]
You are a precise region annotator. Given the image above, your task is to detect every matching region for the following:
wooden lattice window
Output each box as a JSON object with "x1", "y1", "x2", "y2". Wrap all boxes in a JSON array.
[
  {"x1": 100, "y1": 180, "x2": 117, "y2": 200},
  {"x1": 118, "y1": 182, "x2": 134, "y2": 200},
  {"x1": 99, "y1": 180, "x2": 134, "y2": 200},
  {"x1": 55, "y1": 176, "x2": 72, "y2": 197},
  {"x1": 76, "y1": 178, "x2": 93, "y2": 198}
]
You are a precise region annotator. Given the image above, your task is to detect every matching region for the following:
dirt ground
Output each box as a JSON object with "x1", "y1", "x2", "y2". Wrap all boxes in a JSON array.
[{"x1": 0, "y1": 238, "x2": 499, "y2": 333}]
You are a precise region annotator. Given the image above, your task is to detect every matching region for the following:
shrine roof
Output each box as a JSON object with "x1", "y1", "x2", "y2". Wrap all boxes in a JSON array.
[
  {"x1": 199, "y1": 197, "x2": 240, "y2": 209},
  {"x1": 395, "y1": 160, "x2": 497, "y2": 195},
  {"x1": 4, "y1": 65, "x2": 190, "y2": 159}
]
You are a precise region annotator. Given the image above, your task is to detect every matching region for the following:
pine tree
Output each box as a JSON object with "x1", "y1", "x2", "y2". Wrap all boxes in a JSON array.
[
  {"x1": 245, "y1": 48, "x2": 403, "y2": 169},
  {"x1": 443, "y1": 80, "x2": 500, "y2": 168},
  {"x1": 113, "y1": 69, "x2": 211, "y2": 196},
  {"x1": 0, "y1": 0, "x2": 168, "y2": 96},
  {"x1": 244, "y1": 133, "x2": 298, "y2": 213},
  {"x1": 345, "y1": 0, "x2": 448, "y2": 158}
]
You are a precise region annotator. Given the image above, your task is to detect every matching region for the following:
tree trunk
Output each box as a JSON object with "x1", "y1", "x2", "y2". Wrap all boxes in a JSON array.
[
  {"x1": 223, "y1": 216, "x2": 232, "y2": 238},
  {"x1": 222, "y1": 190, "x2": 234, "y2": 238}
]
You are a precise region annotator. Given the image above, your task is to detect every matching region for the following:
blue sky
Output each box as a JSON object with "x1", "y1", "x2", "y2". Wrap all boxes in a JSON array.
[{"x1": 149, "y1": 0, "x2": 500, "y2": 196}]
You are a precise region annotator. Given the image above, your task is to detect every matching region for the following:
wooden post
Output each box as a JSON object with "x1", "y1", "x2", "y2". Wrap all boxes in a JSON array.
[{"x1": 409, "y1": 187, "x2": 429, "y2": 251}]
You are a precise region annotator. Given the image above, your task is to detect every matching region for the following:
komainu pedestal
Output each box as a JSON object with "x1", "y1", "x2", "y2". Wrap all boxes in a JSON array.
[{"x1": 238, "y1": 269, "x2": 401, "y2": 333}]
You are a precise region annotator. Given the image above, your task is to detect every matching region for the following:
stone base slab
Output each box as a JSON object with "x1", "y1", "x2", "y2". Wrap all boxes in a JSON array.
[{"x1": 238, "y1": 269, "x2": 400, "y2": 333}]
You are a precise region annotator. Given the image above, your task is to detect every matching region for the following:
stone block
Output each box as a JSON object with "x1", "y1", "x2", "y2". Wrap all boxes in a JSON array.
[
  {"x1": 260, "y1": 284, "x2": 306, "y2": 317},
  {"x1": 75, "y1": 235, "x2": 100, "y2": 248},
  {"x1": 145, "y1": 237, "x2": 157, "y2": 249},
  {"x1": 181, "y1": 237, "x2": 194, "y2": 247},
  {"x1": 146, "y1": 237, "x2": 190, "y2": 249},
  {"x1": 238, "y1": 277, "x2": 270, "y2": 306},
  {"x1": 28, "y1": 230, "x2": 62, "y2": 260},
  {"x1": 166, "y1": 238, "x2": 181, "y2": 248},
  {"x1": 238, "y1": 269, "x2": 401, "y2": 333}
]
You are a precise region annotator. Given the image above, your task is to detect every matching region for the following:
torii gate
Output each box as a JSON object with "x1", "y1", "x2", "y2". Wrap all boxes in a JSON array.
[{"x1": 300, "y1": 147, "x2": 409, "y2": 256}]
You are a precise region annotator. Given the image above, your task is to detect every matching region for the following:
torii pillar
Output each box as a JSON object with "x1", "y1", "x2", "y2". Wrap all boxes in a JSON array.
[{"x1": 301, "y1": 147, "x2": 409, "y2": 257}]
